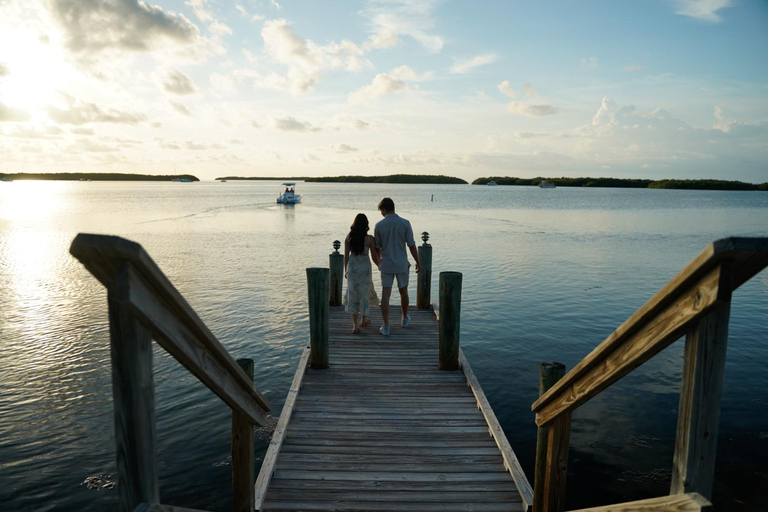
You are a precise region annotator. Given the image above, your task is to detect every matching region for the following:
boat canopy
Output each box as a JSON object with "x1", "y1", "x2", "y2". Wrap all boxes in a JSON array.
[{"x1": 282, "y1": 182, "x2": 296, "y2": 186}]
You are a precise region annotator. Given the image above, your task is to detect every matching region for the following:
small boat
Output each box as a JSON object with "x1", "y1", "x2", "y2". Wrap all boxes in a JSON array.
[
  {"x1": 172, "y1": 178, "x2": 193, "y2": 182},
  {"x1": 487, "y1": 180, "x2": 498, "y2": 186},
  {"x1": 538, "y1": 180, "x2": 556, "y2": 188},
  {"x1": 220, "y1": 179, "x2": 227, "y2": 183},
  {"x1": 277, "y1": 182, "x2": 302, "y2": 204},
  {"x1": 1, "y1": 177, "x2": 12, "y2": 182}
]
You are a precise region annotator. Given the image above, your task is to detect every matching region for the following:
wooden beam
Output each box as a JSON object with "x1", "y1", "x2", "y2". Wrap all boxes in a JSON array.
[
  {"x1": 541, "y1": 413, "x2": 571, "y2": 512},
  {"x1": 671, "y1": 295, "x2": 731, "y2": 499},
  {"x1": 439, "y1": 272, "x2": 462, "y2": 371},
  {"x1": 417, "y1": 243, "x2": 432, "y2": 309},
  {"x1": 69, "y1": 234, "x2": 271, "y2": 413},
  {"x1": 109, "y1": 264, "x2": 159, "y2": 512},
  {"x1": 533, "y1": 265, "x2": 724, "y2": 427},
  {"x1": 254, "y1": 345, "x2": 311, "y2": 511},
  {"x1": 232, "y1": 358, "x2": 255, "y2": 512},
  {"x1": 116, "y1": 262, "x2": 270, "y2": 426},
  {"x1": 306, "y1": 268, "x2": 330, "y2": 369},
  {"x1": 564, "y1": 492, "x2": 711, "y2": 512},
  {"x1": 460, "y1": 350, "x2": 534, "y2": 511},
  {"x1": 534, "y1": 363, "x2": 566, "y2": 512}
]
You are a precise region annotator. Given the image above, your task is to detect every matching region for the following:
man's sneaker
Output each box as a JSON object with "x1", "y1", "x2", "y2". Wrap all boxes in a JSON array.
[
  {"x1": 379, "y1": 325, "x2": 390, "y2": 336},
  {"x1": 401, "y1": 315, "x2": 411, "y2": 327}
]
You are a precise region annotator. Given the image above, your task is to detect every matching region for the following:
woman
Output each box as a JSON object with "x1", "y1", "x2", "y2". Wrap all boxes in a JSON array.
[{"x1": 344, "y1": 213, "x2": 380, "y2": 333}]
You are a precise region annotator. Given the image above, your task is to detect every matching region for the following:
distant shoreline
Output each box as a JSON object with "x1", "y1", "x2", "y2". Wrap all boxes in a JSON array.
[
  {"x1": 0, "y1": 172, "x2": 200, "y2": 182},
  {"x1": 217, "y1": 174, "x2": 468, "y2": 184},
  {"x1": 474, "y1": 176, "x2": 768, "y2": 191}
]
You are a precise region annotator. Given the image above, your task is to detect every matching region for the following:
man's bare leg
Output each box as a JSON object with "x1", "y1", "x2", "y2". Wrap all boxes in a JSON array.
[
  {"x1": 381, "y1": 286, "x2": 392, "y2": 327},
  {"x1": 399, "y1": 285, "x2": 409, "y2": 322}
]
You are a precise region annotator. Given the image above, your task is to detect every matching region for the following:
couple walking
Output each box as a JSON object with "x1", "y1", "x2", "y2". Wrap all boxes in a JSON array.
[{"x1": 344, "y1": 197, "x2": 420, "y2": 335}]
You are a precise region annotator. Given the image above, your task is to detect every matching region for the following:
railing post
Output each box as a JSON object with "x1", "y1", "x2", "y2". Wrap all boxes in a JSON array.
[
  {"x1": 232, "y1": 358, "x2": 255, "y2": 512},
  {"x1": 533, "y1": 363, "x2": 566, "y2": 512},
  {"x1": 329, "y1": 240, "x2": 343, "y2": 307},
  {"x1": 671, "y1": 267, "x2": 732, "y2": 500},
  {"x1": 438, "y1": 271, "x2": 462, "y2": 371},
  {"x1": 307, "y1": 267, "x2": 330, "y2": 369},
  {"x1": 417, "y1": 232, "x2": 432, "y2": 309},
  {"x1": 108, "y1": 263, "x2": 158, "y2": 512}
]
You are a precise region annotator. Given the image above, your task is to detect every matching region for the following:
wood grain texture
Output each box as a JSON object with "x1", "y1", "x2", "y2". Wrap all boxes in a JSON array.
[
  {"x1": 564, "y1": 492, "x2": 711, "y2": 512},
  {"x1": 329, "y1": 252, "x2": 344, "y2": 307},
  {"x1": 306, "y1": 268, "x2": 330, "y2": 369},
  {"x1": 109, "y1": 273, "x2": 159, "y2": 512},
  {"x1": 232, "y1": 358, "x2": 255, "y2": 512},
  {"x1": 533, "y1": 265, "x2": 723, "y2": 427},
  {"x1": 534, "y1": 363, "x2": 566, "y2": 512},
  {"x1": 541, "y1": 412, "x2": 571, "y2": 512},
  {"x1": 262, "y1": 307, "x2": 527, "y2": 511},
  {"x1": 671, "y1": 300, "x2": 731, "y2": 499},
  {"x1": 417, "y1": 244, "x2": 432, "y2": 309},
  {"x1": 133, "y1": 504, "x2": 212, "y2": 512},
  {"x1": 439, "y1": 271, "x2": 462, "y2": 371}
]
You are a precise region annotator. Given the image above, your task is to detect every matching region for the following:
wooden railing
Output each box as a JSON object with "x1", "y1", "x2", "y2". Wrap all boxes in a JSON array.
[
  {"x1": 70, "y1": 234, "x2": 272, "y2": 512},
  {"x1": 530, "y1": 237, "x2": 768, "y2": 512}
]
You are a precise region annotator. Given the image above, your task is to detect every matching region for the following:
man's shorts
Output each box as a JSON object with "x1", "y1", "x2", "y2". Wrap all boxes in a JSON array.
[{"x1": 381, "y1": 271, "x2": 409, "y2": 289}]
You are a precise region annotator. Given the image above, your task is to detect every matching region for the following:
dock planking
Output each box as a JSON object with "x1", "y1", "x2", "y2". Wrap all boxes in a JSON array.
[{"x1": 257, "y1": 306, "x2": 531, "y2": 512}]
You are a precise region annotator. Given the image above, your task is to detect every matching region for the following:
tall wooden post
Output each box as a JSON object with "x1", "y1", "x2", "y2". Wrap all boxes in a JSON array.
[
  {"x1": 329, "y1": 240, "x2": 344, "y2": 307},
  {"x1": 232, "y1": 358, "x2": 255, "y2": 512},
  {"x1": 417, "y1": 232, "x2": 432, "y2": 309},
  {"x1": 438, "y1": 271, "x2": 462, "y2": 371},
  {"x1": 108, "y1": 262, "x2": 158, "y2": 512},
  {"x1": 306, "y1": 267, "x2": 330, "y2": 369},
  {"x1": 533, "y1": 363, "x2": 566, "y2": 512},
  {"x1": 671, "y1": 288, "x2": 731, "y2": 499}
]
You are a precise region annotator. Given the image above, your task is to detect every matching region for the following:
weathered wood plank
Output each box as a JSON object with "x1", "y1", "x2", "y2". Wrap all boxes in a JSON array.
[
  {"x1": 133, "y1": 504, "x2": 211, "y2": 512},
  {"x1": 254, "y1": 345, "x2": 310, "y2": 511},
  {"x1": 231, "y1": 358, "x2": 255, "y2": 512},
  {"x1": 565, "y1": 492, "x2": 711, "y2": 512},
  {"x1": 271, "y1": 470, "x2": 513, "y2": 482},
  {"x1": 262, "y1": 500, "x2": 521, "y2": 512},
  {"x1": 461, "y1": 350, "x2": 534, "y2": 511},
  {"x1": 266, "y1": 489, "x2": 519, "y2": 502},
  {"x1": 267, "y1": 478, "x2": 518, "y2": 492}
]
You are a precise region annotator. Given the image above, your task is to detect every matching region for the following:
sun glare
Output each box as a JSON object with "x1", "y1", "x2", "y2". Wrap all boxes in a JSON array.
[
  {"x1": 0, "y1": 28, "x2": 71, "y2": 113},
  {"x1": 0, "y1": 181, "x2": 66, "y2": 222}
]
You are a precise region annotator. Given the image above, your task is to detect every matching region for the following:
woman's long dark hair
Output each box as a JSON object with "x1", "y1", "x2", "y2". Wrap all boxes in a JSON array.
[{"x1": 348, "y1": 213, "x2": 369, "y2": 255}]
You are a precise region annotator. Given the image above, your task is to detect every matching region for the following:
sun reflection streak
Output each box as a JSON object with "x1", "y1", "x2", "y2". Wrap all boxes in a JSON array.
[{"x1": 0, "y1": 181, "x2": 66, "y2": 222}]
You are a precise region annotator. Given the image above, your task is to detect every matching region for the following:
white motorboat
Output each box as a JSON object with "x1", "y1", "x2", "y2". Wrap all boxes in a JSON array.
[
  {"x1": 277, "y1": 182, "x2": 302, "y2": 204},
  {"x1": 538, "y1": 180, "x2": 556, "y2": 188},
  {"x1": 487, "y1": 180, "x2": 498, "y2": 186}
]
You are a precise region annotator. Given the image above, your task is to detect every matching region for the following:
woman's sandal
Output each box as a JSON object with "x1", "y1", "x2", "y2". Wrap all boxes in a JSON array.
[
  {"x1": 361, "y1": 318, "x2": 371, "y2": 326},
  {"x1": 352, "y1": 327, "x2": 360, "y2": 334}
]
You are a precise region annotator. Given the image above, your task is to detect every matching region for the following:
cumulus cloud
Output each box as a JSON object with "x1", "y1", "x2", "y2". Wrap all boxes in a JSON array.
[
  {"x1": 274, "y1": 116, "x2": 321, "y2": 132},
  {"x1": 348, "y1": 65, "x2": 427, "y2": 104},
  {"x1": 49, "y1": 0, "x2": 199, "y2": 53},
  {"x1": 362, "y1": 28, "x2": 399, "y2": 50},
  {"x1": 259, "y1": 18, "x2": 373, "y2": 94},
  {"x1": 507, "y1": 101, "x2": 560, "y2": 118},
  {"x1": 365, "y1": 0, "x2": 443, "y2": 52},
  {"x1": 497, "y1": 80, "x2": 516, "y2": 98},
  {"x1": 673, "y1": 0, "x2": 732, "y2": 22},
  {"x1": 164, "y1": 69, "x2": 196, "y2": 94},
  {"x1": 170, "y1": 101, "x2": 192, "y2": 115},
  {"x1": 0, "y1": 102, "x2": 31, "y2": 122},
  {"x1": 331, "y1": 143, "x2": 359, "y2": 153},
  {"x1": 521, "y1": 83, "x2": 537, "y2": 97},
  {"x1": 450, "y1": 54, "x2": 497, "y2": 74},
  {"x1": 580, "y1": 56, "x2": 599, "y2": 68},
  {"x1": 46, "y1": 93, "x2": 147, "y2": 125},
  {"x1": 186, "y1": 0, "x2": 213, "y2": 22},
  {"x1": 334, "y1": 115, "x2": 370, "y2": 130}
]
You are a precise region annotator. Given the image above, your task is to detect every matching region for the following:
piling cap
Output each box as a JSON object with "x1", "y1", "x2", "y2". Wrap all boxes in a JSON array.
[
  {"x1": 332, "y1": 240, "x2": 341, "y2": 253},
  {"x1": 421, "y1": 231, "x2": 430, "y2": 245}
]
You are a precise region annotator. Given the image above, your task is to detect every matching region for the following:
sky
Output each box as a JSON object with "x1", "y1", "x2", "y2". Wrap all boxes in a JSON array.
[{"x1": 0, "y1": 0, "x2": 767, "y2": 182}]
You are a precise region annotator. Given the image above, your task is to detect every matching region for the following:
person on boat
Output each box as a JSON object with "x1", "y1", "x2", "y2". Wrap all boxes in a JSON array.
[
  {"x1": 374, "y1": 197, "x2": 420, "y2": 336},
  {"x1": 344, "y1": 213, "x2": 380, "y2": 333}
]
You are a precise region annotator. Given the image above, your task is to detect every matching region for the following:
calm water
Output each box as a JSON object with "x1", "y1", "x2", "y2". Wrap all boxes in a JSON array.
[{"x1": 1, "y1": 181, "x2": 767, "y2": 511}]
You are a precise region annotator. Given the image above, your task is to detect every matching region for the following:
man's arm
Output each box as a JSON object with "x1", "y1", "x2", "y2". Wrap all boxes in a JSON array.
[{"x1": 409, "y1": 244, "x2": 420, "y2": 273}]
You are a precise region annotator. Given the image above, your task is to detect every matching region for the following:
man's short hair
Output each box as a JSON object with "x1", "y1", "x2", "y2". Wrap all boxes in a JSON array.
[{"x1": 378, "y1": 197, "x2": 395, "y2": 212}]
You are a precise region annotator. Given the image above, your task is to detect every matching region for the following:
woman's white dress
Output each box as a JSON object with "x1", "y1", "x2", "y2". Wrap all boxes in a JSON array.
[{"x1": 345, "y1": 243, "x2": 380, "y2": 315}]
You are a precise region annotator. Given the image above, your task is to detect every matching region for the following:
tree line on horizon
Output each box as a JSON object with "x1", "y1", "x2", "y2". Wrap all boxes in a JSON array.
[
  {"x1": 0, "y1": 172, "x2": 200, "y2": 182},
  {"x1": 473, "y1": 176, "x2": 768, "y2": 191}
]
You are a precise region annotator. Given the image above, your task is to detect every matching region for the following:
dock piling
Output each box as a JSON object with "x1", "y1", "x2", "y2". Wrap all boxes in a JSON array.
[
  {"x1": 533, "y1": 362, "x2": 566, "y2": 512},
  {"x1": 306, "y1": 267, "x2": 330, "y2": 369},
  {"x1": 438, "y1": 271, "x2": 462, "y2": 370},
  {"x1": 417, "y1": 232, "x2": 432, "y2": 309},
  {"x1": 231, "y1": 358, "x2": 255, "y2": 512},
  {"x1": 329, "y1": 240, "x2": 343, "y2": 307}
]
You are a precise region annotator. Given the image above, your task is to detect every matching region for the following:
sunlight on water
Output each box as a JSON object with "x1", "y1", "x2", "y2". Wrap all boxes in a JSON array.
[{"x1": 1, "y1": 181, "x2": 767, "y2": 511}]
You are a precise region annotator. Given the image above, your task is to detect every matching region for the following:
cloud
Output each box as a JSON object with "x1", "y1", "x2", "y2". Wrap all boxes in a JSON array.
[
  {"x1": 334, "y1": 115, "x2": 370, "y2": 130},
  {"x1": 274, "y1": 116, "x2": 321, "y2": 132},
  {"x1": 673, "y1": 0, "x2": 733, "y2": 22},
  {"x1": 0, "y1": 102, "x2": 31, "y2": 122},
  {"x1": 497, "y1": 80, "x2": 516, "y2": 98},
  {"x1": 164, "y1": 69, "x2": 196, "y2": 94},
  {"x1": 507, "y1": 101, "x2": 560, "y2": 118},
  {"x1": 69, "y1": 139, "x2": 119, "y2": 152},
  {"x1": 49, "y1": 0, "x2": 199, "y2": 53},
  {"x1": 521, "y1": 83, "x2": 537, "y2": 97},
  {"x1": 46, "y1": 93, "x2": 147, "y2": 125},
  {"x1": 365, "y1": 0, "x2": 444, "y2": 53},
  {"x1": 450, "y1": 54, "x2": 497, "y2": 74},
  {"x1": 580, "y1": 56, "x2": 599, "y2": 69},
  {"x1": 348, "y1": 65, "x2": 427, "y2": 104},
  {"x1": 170, "y1": 101, "x2": 192, "y2": 115},
  {"x1": 331, "y1": 143, "x2": 359, "y2": 153},
  {"x1": 185, "y1": 140, "x2": 207, "y2": 150},
  {"x1": 362, "y1": 28, "x2": 399, "y2": 50},
  {"x1": 0, "y1": 63, "x2": 9, "y2": 77}
]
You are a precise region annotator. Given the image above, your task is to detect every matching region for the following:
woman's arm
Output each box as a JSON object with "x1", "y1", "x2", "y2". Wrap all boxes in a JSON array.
[
  {"x1": 344, "y1": 236, "x2": 350, "y2": 276},
  {"x1": 368, "y1": 235, "x2": 380, "y2": 266}
]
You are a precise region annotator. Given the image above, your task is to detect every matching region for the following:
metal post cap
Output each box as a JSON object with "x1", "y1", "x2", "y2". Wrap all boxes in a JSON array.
[
  {"x1": 421, "y1": 232, "x2": 430, "y2": 245},
  {"x1": 332, "y1": 240, "x2": 341, "y2": 253}
]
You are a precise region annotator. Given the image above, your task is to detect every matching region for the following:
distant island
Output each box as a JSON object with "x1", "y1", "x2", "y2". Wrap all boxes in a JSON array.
[
  {"x1": 216, "y1": 176, "x2": 308, "y2": 181},
  {"x1": 216, "y1": 174, "x2": 468, "y2": 184},
  {"x1": 0, "y1": 172, "x2": 200, "y2": 182},
  {"x1": 473, "y1": 176, "x2": 768, "y2": 191}
]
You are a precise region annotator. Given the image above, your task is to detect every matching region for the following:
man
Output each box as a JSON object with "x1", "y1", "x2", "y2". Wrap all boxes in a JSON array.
[{"x1": 374, "y1": 197, "x2": 420, "y2": 336}]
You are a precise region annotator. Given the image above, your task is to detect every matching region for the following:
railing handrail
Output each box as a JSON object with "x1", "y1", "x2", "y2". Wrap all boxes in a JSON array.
[
  {"x1": 531, "y1": 236, "x2": 768, "y2": 427},
  {"x1": 70, "y1": 233, "x2": 271, "y2": 419}
]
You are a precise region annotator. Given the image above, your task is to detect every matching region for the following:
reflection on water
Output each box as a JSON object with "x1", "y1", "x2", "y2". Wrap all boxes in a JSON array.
[{"x1": 1, "y1": 181, "x2": 767, "y2": 511}]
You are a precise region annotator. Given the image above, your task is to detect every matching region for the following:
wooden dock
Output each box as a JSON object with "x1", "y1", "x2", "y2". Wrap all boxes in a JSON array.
[{"x1": 255, "y1": 306, "x2": 532, "y2": 512}]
